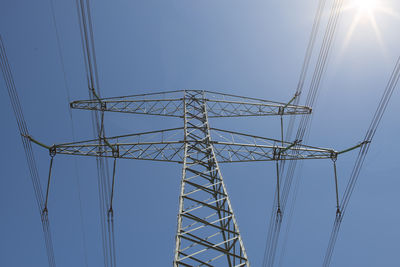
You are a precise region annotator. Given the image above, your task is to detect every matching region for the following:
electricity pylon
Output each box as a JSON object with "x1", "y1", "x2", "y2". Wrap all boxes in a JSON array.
[{"x1": 30, "y1": 90, "x2": 344, "y2": 266}]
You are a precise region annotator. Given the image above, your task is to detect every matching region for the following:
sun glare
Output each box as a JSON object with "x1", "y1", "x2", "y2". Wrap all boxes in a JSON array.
[
  {"x1": 346, "y1": 0, "x2": 381, "y2": 22},
  {"x1": 341, "y1": 0, "x2": 397, "y2": 49},
  {"x1": 353, "y1": 0, "x2": 379, "y2": 16}
]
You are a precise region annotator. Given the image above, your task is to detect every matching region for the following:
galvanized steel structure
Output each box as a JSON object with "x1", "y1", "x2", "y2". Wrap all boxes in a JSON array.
[{"x1": 31, "y1": 90, "x2": 345, "y2": 266}]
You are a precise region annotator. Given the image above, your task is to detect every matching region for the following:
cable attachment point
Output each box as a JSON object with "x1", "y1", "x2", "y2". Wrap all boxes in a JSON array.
[
  {"x1": 336, "y1": 208, "x2": 341, "y2": 217},
  {"x1": 41, "y1": 207, "x2": 49, "y2": 222},
  {"x1": 49, "y1": 145, "x2": 56, "y2": 157},
  {"x1": 42, "y1": 207, "x2": 48, "y2": 215},
  {"x1": 274, "y1": 147, "x2": 282, "y2": 161},
  {"x1": 276, "y1": 208, "x2": 283, "y2": 223},
  {"x1": 361, "y1": 140, "x2": 371, "y2": 146},
  {"x1": 278, "y1": 106, "x2": 284, "y2": 116},
  {"x1": 107, "y1": 207, "x2": 114, "y2": 224},
  {"x1": 330, "y1": 151, "x2": 338, "y2": 161},
  {"x1": 273, "y1": 146, "x2": 279, "y2": 160},
  {"x1": 108, "y1": 207, "x2": 114, "y2": 216},
  {"x1": 100, "y1": 102, "x2": 107, "y2": 111},
  {"x1": 292, "y1": 139, "x2": 302, "y2": 147},
  {"x1": 112, "y1": 145, "x2": 119, "y2": 158}
]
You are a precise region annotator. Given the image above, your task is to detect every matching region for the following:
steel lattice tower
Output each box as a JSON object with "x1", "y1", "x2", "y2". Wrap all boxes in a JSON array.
[
  {"x1": 30, "y1": 90, "x2": 347, "y2": 266},
  {"x1": 174, "y1": 90, "x2": 248, "y2": 266}
]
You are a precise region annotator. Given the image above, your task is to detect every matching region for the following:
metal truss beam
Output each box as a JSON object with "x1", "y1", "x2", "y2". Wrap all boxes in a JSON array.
[
  {"x1": 70, "y1": 90, "x2": 312, "y2": 118},
  {"x1": 28, "y1": 127, "x2": 337, "y2": 163}
]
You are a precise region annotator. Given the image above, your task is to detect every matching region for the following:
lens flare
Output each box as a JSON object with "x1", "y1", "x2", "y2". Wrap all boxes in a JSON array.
[
  {"x1": 341, "y1": 0, "x2": 397, "y2": 50},
  {"x1": 353, "y1": 0, "x2": 379, "y2": 16}
]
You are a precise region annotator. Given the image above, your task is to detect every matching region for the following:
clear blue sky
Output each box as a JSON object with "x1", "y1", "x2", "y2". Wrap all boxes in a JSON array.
[{"x1": 1, "y1": 0, "x2": 400, "y2": 266}]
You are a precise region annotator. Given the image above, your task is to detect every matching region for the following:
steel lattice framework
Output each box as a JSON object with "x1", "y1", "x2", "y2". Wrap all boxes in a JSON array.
[{"x1": 30, "y1": 90, "x2": 345, "y2": 266}]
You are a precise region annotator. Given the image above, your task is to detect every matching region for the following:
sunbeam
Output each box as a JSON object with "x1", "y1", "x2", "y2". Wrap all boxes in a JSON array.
[{"x1": 341, "y1": 0, "x2": 398, "y2": 50}]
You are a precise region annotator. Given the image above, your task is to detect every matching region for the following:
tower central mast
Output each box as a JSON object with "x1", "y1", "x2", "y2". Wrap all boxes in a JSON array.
[{"x1": 174, "y1": 90, "x2": 249, "y2": 266}]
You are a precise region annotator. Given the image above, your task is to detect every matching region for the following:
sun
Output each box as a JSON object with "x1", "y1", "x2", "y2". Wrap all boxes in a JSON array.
[
  {"x1": 345, "y1": 0, "x2": 381, "y2": 21},
  {"x1": 341, "y1": 0, "x2": 396, "y2": 48},
  {"x1": 352, "y1": 0, "x2": 379, "y2": 17}
]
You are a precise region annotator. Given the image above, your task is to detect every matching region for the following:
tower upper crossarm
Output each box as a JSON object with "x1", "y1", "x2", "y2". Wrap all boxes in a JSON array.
[
  {"x1": 69, "y1": 90, "x2": 311, "y2": 118},
  {"x1": 70, "y1": 97, "x2": 185, "y2": 117},
  {"x1": 205, "y1": 99, "x2": 311, "y2": 117}
]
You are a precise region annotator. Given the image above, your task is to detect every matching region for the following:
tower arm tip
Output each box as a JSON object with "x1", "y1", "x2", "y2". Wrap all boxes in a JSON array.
[
  {"x1": 21, "y1": 134, "x2": 52, "y2": 150},
  {"x1": 337, "y1": 140, "x2": 370, "y2": 155}
]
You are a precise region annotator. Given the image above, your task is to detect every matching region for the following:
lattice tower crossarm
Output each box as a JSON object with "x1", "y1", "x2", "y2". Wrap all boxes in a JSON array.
[
  {"x1": 70, "y1": 90, "x2": 312, "y2": 117},
  {"x1": 28, "y1": 128, "x2": 340, "y2": 163}
]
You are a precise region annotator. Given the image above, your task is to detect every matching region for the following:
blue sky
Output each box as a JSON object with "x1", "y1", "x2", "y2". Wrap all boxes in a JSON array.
[{"x1": 1, "y1": 0, "x2": 400, "y2": 266}]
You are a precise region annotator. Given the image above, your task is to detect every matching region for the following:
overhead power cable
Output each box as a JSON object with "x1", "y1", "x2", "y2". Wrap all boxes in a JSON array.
[
  {"x1": 285, "y1": 0, "x2": 328, "y2": 141},
  {"x1": 75, "y1": 0, "x2": 116, "y2": 266},
  {"x1": 263, "y1": 0, "x2": 344, "y2": 266},
  {"x1": 47, "y1": 0, "x2": 89, "y2": 265},
  {"x1": 323, "y1": 55, "x2": 400, "y2": 267},
  {"x1": 0, "y1": 35, "x2": 56, "y2": 267}
]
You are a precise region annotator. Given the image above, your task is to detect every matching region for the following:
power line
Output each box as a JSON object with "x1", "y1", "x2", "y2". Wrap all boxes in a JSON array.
[
  {"x1": 0, "y1": 34, "x2": 56, "y2": 267},
  {"x1": 323, "y1": 55, "x2": 400, "y2": 267},
  {"x1": 263, "y1": 0, "x2": 345, "y2": 265},
  {"x1": 47, "y1": 0, "x2": 90, "y2": 265},
  {"x1": 75, "y1": 0, "x2": 116, "y2": 266}
]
